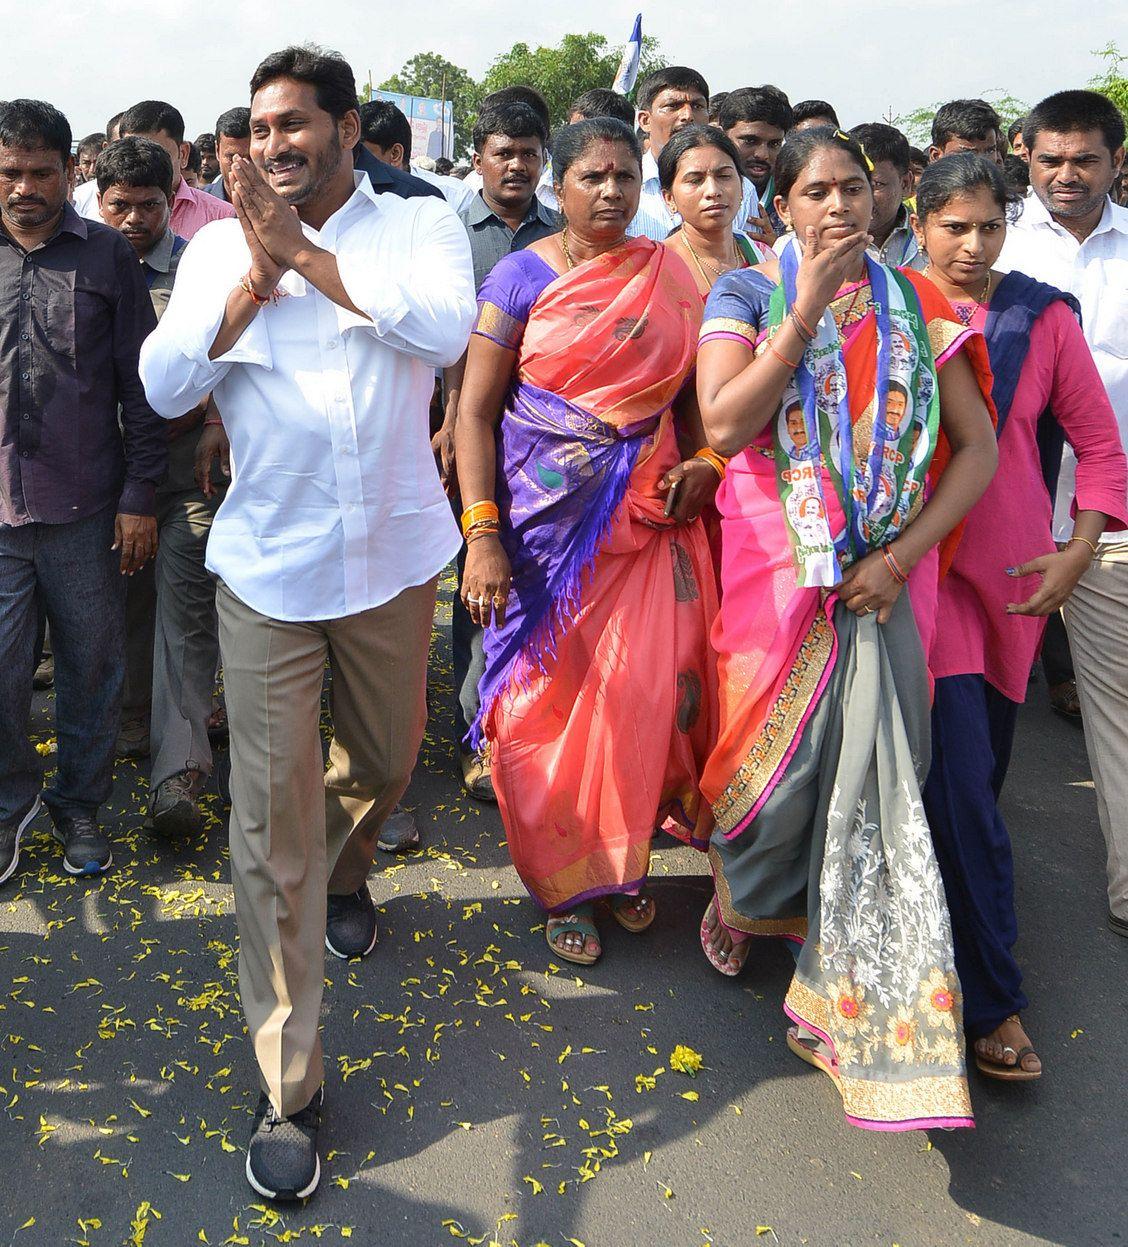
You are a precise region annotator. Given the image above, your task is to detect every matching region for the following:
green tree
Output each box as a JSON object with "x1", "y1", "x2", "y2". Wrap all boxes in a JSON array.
[
  {"x1": 1089, "y1": 41, "x2": 1128, "y2": 124},
  {"x1": 478, "y1": 31, "x2": 664, "y2": 128},
  {"x1": 376, "y1": 52, "x2": 482, "y2": 157},
  {"x1": 895, "y1": 90, "x2": 1028, "y2": 147}
]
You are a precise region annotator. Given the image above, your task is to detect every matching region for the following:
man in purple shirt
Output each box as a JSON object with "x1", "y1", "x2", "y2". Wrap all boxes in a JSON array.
[{"x1": 0, "y1": 99, "x2": 166, "y2": 883}]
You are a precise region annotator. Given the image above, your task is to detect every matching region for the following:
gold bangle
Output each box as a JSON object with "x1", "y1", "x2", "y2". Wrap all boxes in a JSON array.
[
  {"x1": 1069, "y1": 535, "x2": 1099, "y2": 557},
  {"x1": 694, "y1": 447, "x2": 728, "y2": 478},
  {"x1": 769, "y1": 342, "x2": 802, "y2": 370},
  {"x1": 460, "y1": 500, "x2": 499, "y2": 535}
]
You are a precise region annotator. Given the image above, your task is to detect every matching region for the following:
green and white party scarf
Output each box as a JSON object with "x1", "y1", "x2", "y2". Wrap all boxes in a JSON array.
[{"x1": 770, "y1": 240, "x2": 940, "y2": 587}]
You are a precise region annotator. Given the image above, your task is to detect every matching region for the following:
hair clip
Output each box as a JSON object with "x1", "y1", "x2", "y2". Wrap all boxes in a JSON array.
[{"x1": 836, "y1": 129, "x2": 875, "y2": 172}]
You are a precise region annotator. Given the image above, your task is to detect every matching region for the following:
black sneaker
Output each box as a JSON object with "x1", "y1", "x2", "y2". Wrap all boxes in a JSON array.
[
  {"x1": 0, "y1": 796, "x2": 41, "y2": 886},
  {"x1": 325, "y1": 886, "x2": 377, "y2": 960},
  {"x1": 376, "y1": 804, "x2": 421, "y2": 854},
  {"x1": 51, "y1": 813, "x2": 113, "y2": 876},
  {"x1": 245, "y1": 1087, "x2": 322, "y2": 1201},
  {"x1": 149, "y1": 770, "x2": 202, "y2": 837}
]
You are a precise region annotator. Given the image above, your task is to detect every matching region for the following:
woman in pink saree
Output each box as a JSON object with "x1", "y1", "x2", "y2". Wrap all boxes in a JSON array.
[{"x1": 454, "y1": 119, "x2": 722, "y2": 966}]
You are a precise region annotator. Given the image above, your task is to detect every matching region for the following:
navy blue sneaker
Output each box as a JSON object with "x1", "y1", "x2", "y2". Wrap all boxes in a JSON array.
[
  {"x1": 51, "y1": 814, "x2": 112, "y2": 876},
  {"x1": 246, "y1": 1087, "x2": 322, "y2": 1201}
]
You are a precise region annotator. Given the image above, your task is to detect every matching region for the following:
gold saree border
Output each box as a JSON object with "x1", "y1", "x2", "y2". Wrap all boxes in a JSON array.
[
  {"x1": 712, "y1": 610, "x2": 835, "y2": 835},
  {"x1": 709, "y1": 844, "x2": 809, "y2": 938}
]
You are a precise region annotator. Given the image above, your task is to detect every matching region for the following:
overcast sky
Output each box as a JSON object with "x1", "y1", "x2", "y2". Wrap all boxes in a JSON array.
[{"x1": 4, "y1": 0, "x2": 1119, "y2": 139}]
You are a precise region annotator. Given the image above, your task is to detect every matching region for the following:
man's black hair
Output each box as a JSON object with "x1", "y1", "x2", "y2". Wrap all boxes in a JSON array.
[
  {"x1": 94, "y1": 135, "x2": 175, "y2": 197},
  {"x1": 250, "y1": 44, "x2": 358, "y2": 121},
  {"x1": 0, "y1": 99, "x2": 72, "y2": 163},
  {"x1": 849, "y1": 122, "x2": 911, "y2": 174},
  {"x1": 908, "y1": 145, "x2": 927, "y2": 166},
  {"x1": 434, "y1": 156, "x2": 454, "y2": 176},
  {"x1": 931, "y1": 99, "x2": 1001, "y2": 148},
  {"x1": 657, "y1": 123, "x2": 744, "y2": 191},
  {"x1": 472, "y1": 100, "x2": 549, "y2": 154},
  {"x1": 119, "y1": 100, "x2": 186, "y2": 144},
  {"x1": 480, "y1": 85, "x2": 550, "y2": 130},
  {"x1": 1002, "y1": 153, "x2": 1030, "y2": 194},
  {"x1": 1007, "y1": 116, "x2": 1026, "y2": 145},
  {"x1": 185, "y1": 142, "x2": 202, "y2": 175},
  {"x1": 708, "y1": 92, "x2": 729, "y2": 123},
  {"x1": 792, "y1": 99, "x2": 840, "y2": 128},
  {"x1": 359, "y1": 100, "x2": 411, "y2": 155},
  {"x1": 195, "y1": 131, "x2": 216, "y2": 154},
  {"x1": 77, "y1": 131, "x2": 107, "y2": 159},
  {"x1": 1023, "y1": 89, "x2": 1126, "y2": 157},
  {"x1": 637, "y1": 67, "x2": 710, "y2": 112},
  {"x1": 570, "y1": 87, "x2": 635, "y2": 128},
  {"x1": 718, "y1": 87, "x2": 794, "y2": 134},
  {"x1": 216, "y1": 107, "x2": 251, "y2": 141},
  {"x1": 106, "y1": 110, "x2": 124, "y2": 139}
]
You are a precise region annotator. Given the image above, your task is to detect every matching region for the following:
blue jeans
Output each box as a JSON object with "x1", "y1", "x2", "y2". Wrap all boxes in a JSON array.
[{"x1": 0, "y1": 506, "x2": 125, "y2": 823}]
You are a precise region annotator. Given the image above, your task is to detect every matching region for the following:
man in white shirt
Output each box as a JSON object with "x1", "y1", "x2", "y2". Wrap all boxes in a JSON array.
[
  {"x1": 628, "y1": 65, "x2": 711, "y2": 241},
  {"x1": 140, "y1": 46, "x2": 475, "y2": 1200},
  {"x1": 998, "y1": 89, "x2": 1128, "y2": 939}
]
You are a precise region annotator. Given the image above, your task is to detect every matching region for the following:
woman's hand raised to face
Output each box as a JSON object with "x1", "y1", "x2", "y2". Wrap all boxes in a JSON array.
[{"x1": 793, "y1": 225, "x2": 872, "y2": 323}]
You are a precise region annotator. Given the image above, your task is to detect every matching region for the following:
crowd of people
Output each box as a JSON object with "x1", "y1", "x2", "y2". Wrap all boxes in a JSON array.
[{"x1": 2, "y1": 42, "x2": 1126, "y2": 1203}]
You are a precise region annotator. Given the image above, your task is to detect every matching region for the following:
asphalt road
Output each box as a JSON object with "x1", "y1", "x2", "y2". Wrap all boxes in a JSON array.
[{"x1": 1, "y1": 578, "x2": 1124, "y2": 1247}]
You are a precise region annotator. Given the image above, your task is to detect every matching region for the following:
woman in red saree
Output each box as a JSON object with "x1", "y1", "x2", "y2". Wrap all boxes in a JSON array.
[
  {"x1": 695, "y1": 129, "x2": 999, "y2": 1130},
  {"x1": 454, "y1": 119, "x2": 722, "y2": 966}
]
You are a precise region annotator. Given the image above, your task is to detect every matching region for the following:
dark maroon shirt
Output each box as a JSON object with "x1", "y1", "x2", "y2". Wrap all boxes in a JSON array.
[{"x1": 0, "y1": 203, "x2": 166, "y2": 526}]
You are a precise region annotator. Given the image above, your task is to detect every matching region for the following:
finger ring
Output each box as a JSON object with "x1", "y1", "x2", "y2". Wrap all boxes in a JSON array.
[
  {"x1": 861, "y1": 605, "x2": 874, "y2": 615},
  {"x1": 467, "y1": 596, "x2": 483, "y2": 606}
]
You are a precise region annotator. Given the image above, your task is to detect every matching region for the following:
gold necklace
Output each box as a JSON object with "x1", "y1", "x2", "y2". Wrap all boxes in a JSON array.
[
  {"x1": 683, "y1": 232, "x2": 738, "y2": 283},
  {"x1": 925, "y1": 264, "x2": 993, "y2": 307},
  {"x1": 560, "y1": 229, "x2": 575, "y2": 271}
]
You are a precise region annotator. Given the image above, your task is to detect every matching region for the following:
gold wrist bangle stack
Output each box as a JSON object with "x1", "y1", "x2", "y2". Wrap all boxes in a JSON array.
[
  {"x1": 1069, "y1": 535, "x2": 1099, "y2": 558},
  {"x1": 461, "y1": 500, "x2": 500, "y2": 544},
  {"x1": 694, "y1": 448, "x2": 729, "y2": 479}
]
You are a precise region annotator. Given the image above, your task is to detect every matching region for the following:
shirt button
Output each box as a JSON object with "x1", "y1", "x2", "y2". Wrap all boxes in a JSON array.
[
  {"x1": 21, "y1": 372, "x2": 29, "y2": 380},
  {"x1": 327, "y1": 339, "x2": 340, "y2": 350},
  {"x1": 20, "y1": 332, "x2": 29, "y2": 341},
  {"x1": 22, "y1": 413, "x2": 30, "y2": 421},
  {"x1": 20, "y1": 450, "x2": 29, "y2": 458}
]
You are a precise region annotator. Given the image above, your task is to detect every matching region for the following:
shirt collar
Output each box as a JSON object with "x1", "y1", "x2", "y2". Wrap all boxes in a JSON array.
[
  {"x1": 172, "y1": 177, "x2": 196, "y2": 208},
  {"x1": 0, "y1": 200, "x2": 88, "y2": 248},
  {"x1": 1022, "y1": 190, "x2": 1127, "y2": 239},
  {"x1": 141, "y1": 228, "x2": 176, "y2": 272},
  {"x1": 642, "y1": 150, "x2": 660, "y2": 185},
  {"x1": 467, "y1": 190, "x2": 555, "y2": 229}
]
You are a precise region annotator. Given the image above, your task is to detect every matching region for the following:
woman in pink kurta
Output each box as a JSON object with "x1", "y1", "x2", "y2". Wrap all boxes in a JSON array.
[{"x1": 913, "y1": 155, "x2": 1128, "y2": 1083}]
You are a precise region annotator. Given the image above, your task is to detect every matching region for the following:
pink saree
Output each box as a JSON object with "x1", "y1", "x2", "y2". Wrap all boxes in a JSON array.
[{"x1": 474, "y1": 240, "x2": 719, "y2": 913}]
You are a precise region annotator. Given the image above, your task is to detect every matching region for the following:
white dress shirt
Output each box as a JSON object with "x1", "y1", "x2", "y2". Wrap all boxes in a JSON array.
[
  {"x1": 998, "y1": 193, "x2": 1128, "y2": 539},
  {"x1": 410, "y1": 164, "x2": 476, "y2": 213},
  {"x1": 73, "y1": 178, "x2": 101, "y2": 221},
  {"x1": 627, "y1": 150, "x2": 759, "y2": 241},
  {"x1": 139, "y1": 171, "x2": 475, "y2": 621}
]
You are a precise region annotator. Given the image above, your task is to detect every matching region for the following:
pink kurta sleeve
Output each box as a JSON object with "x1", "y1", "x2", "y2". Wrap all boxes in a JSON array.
[{"x1": 1044, "y1": 299, "x2": 1128, "y2": 531}]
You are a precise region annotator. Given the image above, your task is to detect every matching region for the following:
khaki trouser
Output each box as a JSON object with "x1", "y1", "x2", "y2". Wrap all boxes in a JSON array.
[
  {"x1": 1063, "y1": 540, "x2": 1128, "y2": 923},
  {"x1": 216, "y1": 575, "x2": 437, "y2": 1115}
]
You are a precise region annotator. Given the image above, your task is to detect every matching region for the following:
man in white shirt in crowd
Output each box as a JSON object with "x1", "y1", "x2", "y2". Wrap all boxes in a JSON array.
[
  {"x1": 140, "y1": 45, "x2": 475, "y2": 1200},
  {"x1": 72, "y1": 110, "x2": 123, "y2": 218},
  {"x1": 628, "y1": 66, "x2": 711, "y2": 241},
  {"x1": 998, "y1": 89, "x2": 1128, "y2": 940}
]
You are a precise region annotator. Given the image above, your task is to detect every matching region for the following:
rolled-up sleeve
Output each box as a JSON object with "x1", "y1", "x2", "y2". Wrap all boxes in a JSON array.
[
  {"x1": 1048, "y1": 300, "x2": 1128, "y2": 531},
  {"x1": 139, "y1": 222, "x2": 271, "y2": 418},
  {"x1": 111, "y1": 239, "x2": 166, "y2": 515},
  {"x1": 335, "y1": 197, "x2": 475, "y2": 368}
]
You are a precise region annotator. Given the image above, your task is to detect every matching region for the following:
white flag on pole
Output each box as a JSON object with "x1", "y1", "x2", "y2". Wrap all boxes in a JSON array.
[{"x1": 612, "y1": 14, "x2": 643, "y2": 96}]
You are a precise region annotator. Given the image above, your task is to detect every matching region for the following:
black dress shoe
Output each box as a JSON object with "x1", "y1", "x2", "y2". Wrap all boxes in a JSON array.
[
  {"x1": 1109, "y1": 911, "x2": 1128, "y2": 938},
  {"x1": 325, "y1": 887, "x2": 377, "y2": 960},
  {"x1": 246, "y1": 1087, "x2": 322, "y2": 1201}
]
